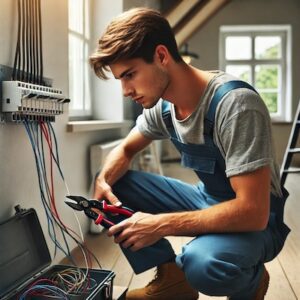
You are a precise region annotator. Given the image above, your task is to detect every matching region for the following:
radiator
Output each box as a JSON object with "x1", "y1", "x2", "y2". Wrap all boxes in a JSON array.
[
  {"x1": 90, "y1": 139, "x2": 124, "y2": 178},
  {"x1": 90, "y1": 139, "x2": 163, "y2": 178}
]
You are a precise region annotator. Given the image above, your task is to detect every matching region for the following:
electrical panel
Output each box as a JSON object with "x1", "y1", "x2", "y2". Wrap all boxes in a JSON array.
[
  {"x1": 1, "y1": 80, "x2": 69, "y2": 122},
  {"x1": 0, "y1": 0, "x2": 70, "y2": 123}
]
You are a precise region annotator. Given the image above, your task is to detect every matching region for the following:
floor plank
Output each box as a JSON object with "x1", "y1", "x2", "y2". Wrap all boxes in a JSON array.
[
  {"x1": 265, "y1": 259, "x2": 297, "y2": 300},
  {"x1": 276, "y1": 173, "x2": 300, "y2": 299}
]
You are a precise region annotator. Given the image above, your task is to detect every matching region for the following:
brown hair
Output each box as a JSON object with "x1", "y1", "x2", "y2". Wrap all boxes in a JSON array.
[{"x1": 89, "y1": 7, "x2": 182, "y2": 79}]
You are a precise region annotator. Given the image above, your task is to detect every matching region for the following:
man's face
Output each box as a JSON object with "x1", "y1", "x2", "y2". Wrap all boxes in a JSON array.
[{"x1": 109, "y1": 58, "x2": 170, "y2": 109}]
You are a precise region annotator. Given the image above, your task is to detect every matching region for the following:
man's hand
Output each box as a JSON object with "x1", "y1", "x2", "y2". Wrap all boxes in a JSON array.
[
  {"x1": 107, "y1": 212, "x2": 164, "y2": 251},
  {"x1": 93, "y1": 176, "x2": 122, "y2": 207}
]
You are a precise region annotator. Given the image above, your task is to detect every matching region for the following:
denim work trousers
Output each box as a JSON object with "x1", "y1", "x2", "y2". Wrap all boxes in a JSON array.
[{"x1": 112, "y1": 170, "x2": 288, "y2": 300}]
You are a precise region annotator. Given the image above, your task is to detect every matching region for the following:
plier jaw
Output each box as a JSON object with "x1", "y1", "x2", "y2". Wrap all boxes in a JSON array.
[{"x1": 65, "y1": 195, "x2": 134, "y2": 229}]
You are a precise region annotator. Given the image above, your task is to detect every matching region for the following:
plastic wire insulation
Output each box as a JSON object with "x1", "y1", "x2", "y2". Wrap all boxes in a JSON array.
[{"x1": 22, "y1": 119, "x2": 104, "y2": 298}]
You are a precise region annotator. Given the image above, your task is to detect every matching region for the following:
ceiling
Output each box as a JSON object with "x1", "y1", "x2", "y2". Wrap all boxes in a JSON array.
[{"x1": 164, "y1": 0, "x2": 230, "y2": 47}]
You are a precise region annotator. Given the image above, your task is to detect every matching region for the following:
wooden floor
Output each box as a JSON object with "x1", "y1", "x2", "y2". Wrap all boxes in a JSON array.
[{"x1": 68, "y1": 163, "x2": 300, "y2": 300}]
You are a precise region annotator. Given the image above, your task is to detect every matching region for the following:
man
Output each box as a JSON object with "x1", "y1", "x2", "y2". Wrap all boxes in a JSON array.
[{"x1": 89, "y1": 7, "x2": 290, "y2": 300}]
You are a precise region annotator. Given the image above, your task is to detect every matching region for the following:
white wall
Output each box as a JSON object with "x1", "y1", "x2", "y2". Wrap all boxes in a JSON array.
[
  {"x1": 91, "y1": 0, "x2": 124, "y2": 121},
  {"x1": 188, "y1": 0, "x2": 300, "y2": 164}
]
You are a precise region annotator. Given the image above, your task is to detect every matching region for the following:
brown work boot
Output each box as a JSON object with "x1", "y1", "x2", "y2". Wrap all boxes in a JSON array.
[
  {"x1": 126, "y1": 262, "x2": 199, "y2": 300},
  {"x1": 252, "y1": 266, "x2": 270, "y2": 300},
  {"x1": 227, "y1": 265, "x2": 270, "y2": 300}
]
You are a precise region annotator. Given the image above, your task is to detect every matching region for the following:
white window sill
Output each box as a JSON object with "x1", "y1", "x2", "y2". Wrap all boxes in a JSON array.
[{"x1": 66, "y1": 120, "x2": 134, "y2": 132}]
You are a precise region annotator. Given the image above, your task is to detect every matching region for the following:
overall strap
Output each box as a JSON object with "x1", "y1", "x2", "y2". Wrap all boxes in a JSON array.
[
  {"x1": 162, "y1": 80, "x2": 258, "y2": 138},
  {"x1": 204, "y1": 80, "x2": 258, "y2": 135},
  {"x1": 162, "y1": 100, "x2": 177, "y2": 139}
]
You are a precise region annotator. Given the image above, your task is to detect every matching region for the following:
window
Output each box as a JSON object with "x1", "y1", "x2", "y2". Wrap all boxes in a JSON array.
[
  {"x1": 220, "y1": 25, "x2": 292, "y2": 122},
  {"x1": 68, "y1": 1, "x2": 124, "y2": 121},
  {"x1": 68, "y1": 0, "x2": 91, "y2": 117}
]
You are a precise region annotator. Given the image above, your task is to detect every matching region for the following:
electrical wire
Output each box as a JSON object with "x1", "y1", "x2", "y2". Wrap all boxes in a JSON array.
[
  {"x1": 18, "y1": 268, "x2": 97, "y2": 299},
  {"x1": 37, "y1": 0, "x2": 43, "y2": 84},
  {"x1": 12, "y1": 0, "x2": 21, "y2": 81},
  {"x1": 29, "y1": 0, "x2": 33, "y2": 83},
  {"x1": 21, "y1": 0, "x2": 26, "y2": 81},
  {"x1": 12, "y1": 0, "x2": 42, "y2": 84},
  {"x1": 25, "y1": 0, "x2": 29, "y2": 82},
  {"x1": 23, "y1": 120, "x2": 70, "y2": 259},
  {"x1": 34, "y1": 0, "x2": 39, "y2": 84},
  {"x1": 10, "y1": 2, "x2": 108, "y2": 295},
  {"x1": 22, "y1": 119, "x2": 103, "y2": 298}
]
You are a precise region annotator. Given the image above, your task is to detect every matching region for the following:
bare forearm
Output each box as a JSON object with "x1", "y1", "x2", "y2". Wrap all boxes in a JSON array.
[
  {"x1": 93, "y1": 129, "x2": 152, "y2": 203},
  {"x1": 108, "y1": 167, "x2": 271, "y2": 250},
  {"x1": 98, "y1": 145, "x2": 133, "y2": 186},
  {"x1": 156, "y1": 167, "x2": 271, "y2": 236},
  {"x1": 108, "y1": 198, "x2": 268, "y2": 251},
  {"x1": 156, "y1": 197, "x2": 269, "y2": 237}
]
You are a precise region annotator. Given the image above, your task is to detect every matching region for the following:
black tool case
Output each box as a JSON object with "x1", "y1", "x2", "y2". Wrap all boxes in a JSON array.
[{"x1": 0, "y1": 207, "x2": 115, "y2": 300}]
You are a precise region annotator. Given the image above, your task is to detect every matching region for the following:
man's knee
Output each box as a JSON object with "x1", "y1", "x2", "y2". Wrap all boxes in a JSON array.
[{"x1": 178, "y1": 242, "x2": 244, "y2": 296}]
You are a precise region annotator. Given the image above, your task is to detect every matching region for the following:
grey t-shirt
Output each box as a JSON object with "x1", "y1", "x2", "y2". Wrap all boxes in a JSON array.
[{"x1": 135, "y1": 71, "x2": 282, "y2": 197}]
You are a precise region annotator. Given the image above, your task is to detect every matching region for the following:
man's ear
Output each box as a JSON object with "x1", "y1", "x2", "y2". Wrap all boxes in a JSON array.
[{"x1": 155, "y1": 45, "x2": 169, "y2": 65}]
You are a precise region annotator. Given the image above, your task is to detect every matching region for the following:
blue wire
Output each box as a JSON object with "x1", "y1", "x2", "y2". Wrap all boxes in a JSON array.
[
  {"x1": 23, "y1": 121, "x2": 60, "y2": 253},
  {"x1": 23, "y1": 120, "x2": 69, "y2": 258},
  {"x1": 45, "y1": 122, "x2": 73, "y2": 257},
  {"x1": 39, "y1": 122, "x2": 72, "y2": 258},
  {"x1": 19, "y1": 284, "x2": 69, "y2": 300}
]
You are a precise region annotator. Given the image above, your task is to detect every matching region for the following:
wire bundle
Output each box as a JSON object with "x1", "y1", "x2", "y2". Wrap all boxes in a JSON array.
[
  {"x1": 18, "y1": 269, "x2": 97, "y2": 299},
  {"x1": 19, "y1": 279, "x2": 69, "y2": 300},
  {"x1": 21, "y1": 118, "x2": 102, "y2": 298},
  {"x1": 12, "y1": 0, "x2": 44, "y2": 84},
  {"x1": 49, "y1": 268, "x2": 97, "y2": 295}
]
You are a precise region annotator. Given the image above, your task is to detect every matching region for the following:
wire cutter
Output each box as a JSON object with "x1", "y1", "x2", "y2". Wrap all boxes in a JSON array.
[{"x1": 65, "y1": 195, "x2": 134, "y2": 229}]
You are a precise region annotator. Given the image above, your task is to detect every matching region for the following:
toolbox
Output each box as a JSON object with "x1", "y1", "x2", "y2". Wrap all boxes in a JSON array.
[{"x1": 0, "y1": 206, "x2": 115, "y2": 300}]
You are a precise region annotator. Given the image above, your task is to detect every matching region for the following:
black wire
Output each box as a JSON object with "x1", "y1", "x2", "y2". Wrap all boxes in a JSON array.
[
  {"x1": 38, "y1": 124, "x2": 59, "y2": 258},
  {"x1": 37, "y1": 0, "x2": 43, "y2": 85},
  {"x1": 25, "y1": 0, "x2": 30, "y2": 82},
  {"x1": 44, "y1": 122, "x2": 72, "y2": 258},
  {"x1": 12, "y1": 0, "x2": 21, "y2": 81},
  {"x1": 21, "y1": 0, "x2": 26, "y2": 81},
  {"x1": 48, "y1": 122, "x2": 61, "y2": 168},
  {"x1": 23, "y1": 120, "x2": 103, "y2": 269},
  {"x1": 29, "y1": 0, "x2": 33, "y2": 83},
  {"x1": 46, "y1": 121, "x2": 103, "y2": 269},
  {"x1": 34, "y1": 122, "x2": 69, "y2": 259},
  {"x1": 32, "y1": 0, "x2": 36, "y2": 84},
  {"x1": 24, "y1": 120, "x2": 64, "y2": 258}
]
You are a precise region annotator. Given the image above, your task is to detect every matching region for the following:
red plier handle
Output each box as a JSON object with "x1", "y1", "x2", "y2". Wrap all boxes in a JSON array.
[
  {"x1": 94, "y1": 214, "x2": 115, "y2": 228},
  {"x1": 101, "y1": 201, "x2": 134, "y2": 217}
]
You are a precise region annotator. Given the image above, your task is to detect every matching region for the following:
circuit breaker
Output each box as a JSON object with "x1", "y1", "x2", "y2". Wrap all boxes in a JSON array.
[{"x1": 1, "y1": 80, "x2": 69, "y2": 122}]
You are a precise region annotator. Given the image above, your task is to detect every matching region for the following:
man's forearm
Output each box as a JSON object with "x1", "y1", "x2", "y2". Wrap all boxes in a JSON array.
[
  {"x1": 156, "y1": 167, "x2": 271, "y2": 237},
  {"x1": 156, "y1": 197, "x2": 268, "y2": 238},
  {"x1": 98, "y1": 145, "x2": 133, "y2": 186}
]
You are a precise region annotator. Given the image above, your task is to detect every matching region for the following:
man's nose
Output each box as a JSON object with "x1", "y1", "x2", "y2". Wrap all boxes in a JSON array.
[{"x1": 122, "y1": 82, "x2": 134, "y2": 98}]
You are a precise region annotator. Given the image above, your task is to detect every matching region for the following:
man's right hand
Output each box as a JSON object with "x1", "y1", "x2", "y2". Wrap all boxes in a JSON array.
[
  {"x1": 93, "y1": 176, "x2": 122, "y2": 207},
  {"x1": 92, "y1": 129, "x2": 152, "y2": 207}
]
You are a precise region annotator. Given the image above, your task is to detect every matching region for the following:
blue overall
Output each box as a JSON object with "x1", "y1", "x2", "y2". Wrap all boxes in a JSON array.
[{"x1": 111, "y1": 81, "x2": 290, "y2": 299}]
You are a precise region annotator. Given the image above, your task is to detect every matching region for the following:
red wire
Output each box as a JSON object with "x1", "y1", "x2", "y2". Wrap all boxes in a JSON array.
[
  {"x1": 39, "y1": 121, "x2": 57, "y2": 217},
  {"x1": 39, "y1": 121, "x2": 93, "y2": 269},
  {"x1": 24, "y1": 278, "x2": 57, "y2": 296}
]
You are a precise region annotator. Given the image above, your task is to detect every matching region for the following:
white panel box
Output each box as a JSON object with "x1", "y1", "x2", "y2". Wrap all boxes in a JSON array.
[{"x1": 1, "y1": 81, "x2": 69, "y2": 119}]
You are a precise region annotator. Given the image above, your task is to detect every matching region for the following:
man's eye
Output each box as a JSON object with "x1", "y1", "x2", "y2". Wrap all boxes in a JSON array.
[{"x1": 125, "y1": 72, "x2": 134, "y2": 79}]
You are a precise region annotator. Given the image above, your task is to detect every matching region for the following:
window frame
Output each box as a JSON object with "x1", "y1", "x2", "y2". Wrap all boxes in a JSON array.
[
  {"x1": 219, "y1": 25, "x2": 292, "y2": 122},
  {"x1": 68, "y1": 0, "x2": 92, "y2": 118}
]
